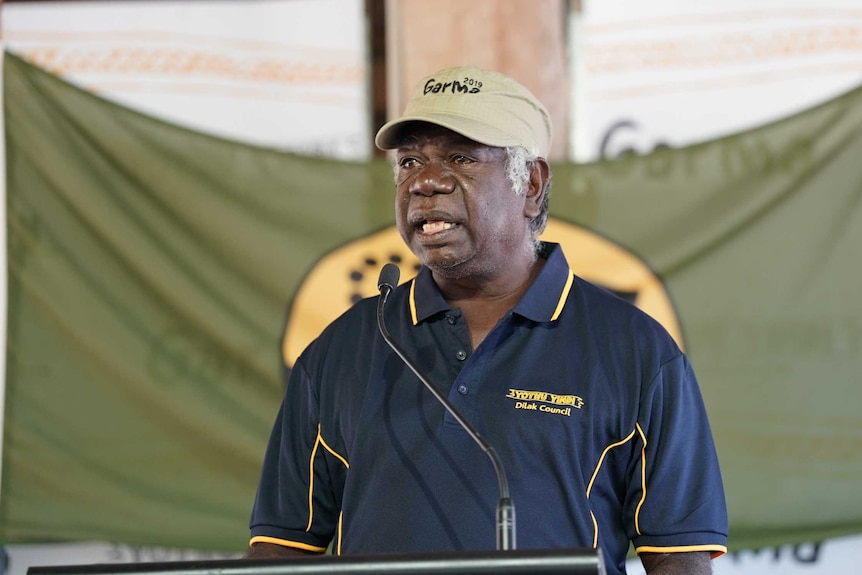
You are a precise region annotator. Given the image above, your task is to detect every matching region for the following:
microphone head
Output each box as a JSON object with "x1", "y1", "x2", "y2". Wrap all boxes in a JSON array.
[{"x1": 377, "y1": 263, "x2": 401, "y2": 294}]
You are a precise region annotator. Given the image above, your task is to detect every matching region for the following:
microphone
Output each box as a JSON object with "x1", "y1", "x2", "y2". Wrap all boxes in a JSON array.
[{"x1": 376, "y1": 263, "x2": 516, "y2": 551}]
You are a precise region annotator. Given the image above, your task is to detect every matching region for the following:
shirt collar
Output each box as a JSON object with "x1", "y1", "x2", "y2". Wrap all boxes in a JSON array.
[{"x1": 408, "y1": 242, "x2": 574, "y2": 325}]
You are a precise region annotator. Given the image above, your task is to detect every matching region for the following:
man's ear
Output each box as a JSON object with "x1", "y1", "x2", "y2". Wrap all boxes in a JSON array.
[{"x1": 524, "y1": 158, "x2": 550, "y2": 219}]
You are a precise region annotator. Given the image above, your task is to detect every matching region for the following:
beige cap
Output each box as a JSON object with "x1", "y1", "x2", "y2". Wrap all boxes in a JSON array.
[{"x1": 375, "y1": 66, "x2": 552, "y2": 158}]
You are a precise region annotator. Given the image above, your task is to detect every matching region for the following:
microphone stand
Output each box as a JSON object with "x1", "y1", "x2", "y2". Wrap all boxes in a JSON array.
[{"x1": 377, "y1": 264, "x2": 516, "y2": 551}]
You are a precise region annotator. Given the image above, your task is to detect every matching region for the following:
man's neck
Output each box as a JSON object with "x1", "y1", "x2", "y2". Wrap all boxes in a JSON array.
[{"x1": 435, "y1": 255, "x2": 546, "y2": 350}]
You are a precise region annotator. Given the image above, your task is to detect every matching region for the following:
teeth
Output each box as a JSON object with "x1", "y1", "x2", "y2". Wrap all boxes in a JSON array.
[{"x1": 422, "y1": 221, "x2": 455, "y2": 233}]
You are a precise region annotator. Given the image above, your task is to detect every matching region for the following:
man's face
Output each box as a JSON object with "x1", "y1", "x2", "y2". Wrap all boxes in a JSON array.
[{"x1": 394, "y1": 123, "x2": 534, "y2": 280}]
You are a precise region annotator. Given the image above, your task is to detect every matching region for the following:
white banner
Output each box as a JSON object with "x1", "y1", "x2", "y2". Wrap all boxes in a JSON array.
[
  {"x1": 574, "y1": 0, "x2": 862, "y2": 161},
  {"x1": 1, "y1": 0, "x2": 369, "y2": 159}
]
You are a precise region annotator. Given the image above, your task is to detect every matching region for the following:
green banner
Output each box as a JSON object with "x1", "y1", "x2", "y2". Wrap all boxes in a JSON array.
[{"x1": 3, "y1": 51, "x2": 861, "y2": 552}]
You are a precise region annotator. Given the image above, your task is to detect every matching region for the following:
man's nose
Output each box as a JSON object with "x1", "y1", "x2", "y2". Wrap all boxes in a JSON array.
[{"x1": 409, "y1": 161, "x2": 456, "y2": 196}]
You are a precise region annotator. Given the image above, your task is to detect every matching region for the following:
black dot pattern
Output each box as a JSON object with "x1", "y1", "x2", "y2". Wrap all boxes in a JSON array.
[{"x1": 348, "y1": 252, "x2": 418, "y2": 304}]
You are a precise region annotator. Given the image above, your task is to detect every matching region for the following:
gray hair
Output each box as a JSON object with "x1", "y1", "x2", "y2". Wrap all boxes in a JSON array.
[{"x1": 505, "y1": 146, "x2": 550, "y2": 245}]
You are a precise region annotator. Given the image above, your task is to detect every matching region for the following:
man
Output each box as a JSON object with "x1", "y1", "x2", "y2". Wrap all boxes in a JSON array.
[{"x1": 247, "y1": 66, "x2": 728, "y2": 574}]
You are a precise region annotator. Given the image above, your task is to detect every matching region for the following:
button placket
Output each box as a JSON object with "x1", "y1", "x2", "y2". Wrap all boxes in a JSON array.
[{"x1": 441, "y1": 308, "x2": 476, "y2": 427}]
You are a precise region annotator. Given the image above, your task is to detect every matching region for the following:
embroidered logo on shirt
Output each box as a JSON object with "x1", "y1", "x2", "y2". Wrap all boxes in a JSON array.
[{"x1": 506, "y1": 388, "x2": 584, "y2": 416}]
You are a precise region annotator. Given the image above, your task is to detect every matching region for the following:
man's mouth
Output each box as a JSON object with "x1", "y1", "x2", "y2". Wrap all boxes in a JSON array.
[{"x1": 420, "y1": 220, "x2": 456, "y2": 234}]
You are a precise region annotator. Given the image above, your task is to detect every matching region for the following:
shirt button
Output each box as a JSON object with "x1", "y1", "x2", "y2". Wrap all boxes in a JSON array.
[
  {"x1": 458, "y1": 384, "x2": 468, "y2": 395},
  {"x1": 446, "y1": 315, "x2": 456, "y2": 325},
  {"x1": 455, "y1": 350, "x2": 467, "y2": 361}
]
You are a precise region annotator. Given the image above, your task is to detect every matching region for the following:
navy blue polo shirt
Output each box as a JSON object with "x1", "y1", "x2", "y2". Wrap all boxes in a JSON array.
[{"x1": 250, "y1": 243, "x2": 728, "y2": 574}]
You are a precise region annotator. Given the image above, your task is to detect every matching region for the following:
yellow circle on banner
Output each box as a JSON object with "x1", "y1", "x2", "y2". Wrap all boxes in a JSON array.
[{"x1": 283, "y1": 219, "x2": 684, "y2": 367}]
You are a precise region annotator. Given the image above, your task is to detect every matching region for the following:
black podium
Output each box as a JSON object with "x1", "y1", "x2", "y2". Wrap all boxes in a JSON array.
[{"x1": 28, "y1": 548, "x2": 606, "y2": 575}]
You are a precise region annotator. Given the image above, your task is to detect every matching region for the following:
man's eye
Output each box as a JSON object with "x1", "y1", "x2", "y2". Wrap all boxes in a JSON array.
[
  {"x1": 398, "y1": 157, "x2": 418, "y2": 168},
  {"x1": 452, "y1": 154, "x2": 473, "y2": 164}
]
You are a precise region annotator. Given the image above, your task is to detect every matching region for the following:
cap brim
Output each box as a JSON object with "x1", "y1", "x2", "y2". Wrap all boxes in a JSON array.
[{"x1": 375, "y1": 113, "x2": 524, "y2": 151}]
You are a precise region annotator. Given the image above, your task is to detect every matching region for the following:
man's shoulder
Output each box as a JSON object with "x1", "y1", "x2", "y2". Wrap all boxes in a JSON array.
[
  {"x1": 570, "y1": 274, "x2": 650, "y2": 316},
  {"x1": 569, "y1": 275, "x2": 681, "y2": 350},
  {"x1": 297, "y1": 295, "x2": 381, "y2": 362}
]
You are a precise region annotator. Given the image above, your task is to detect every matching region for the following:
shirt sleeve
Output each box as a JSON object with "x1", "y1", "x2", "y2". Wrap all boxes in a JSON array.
[
  {"x1": 625, "y1": 353, "x2": 729, "y2": 558},
  {"x1": 248, "y1": 355, "x2": 340, "y2": 552}
]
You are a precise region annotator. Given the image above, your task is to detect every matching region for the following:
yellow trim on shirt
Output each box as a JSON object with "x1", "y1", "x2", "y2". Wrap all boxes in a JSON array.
[
  {"x1": 636, "y1": 544, "x2": 728, "y2": 559},
  {"x1": 305, "y1": 424, "x2": 349, "y2": 541},
  {"x1": 587, "y1": 429, "x2": 637, "y2": 498},
  {"x1": 586, "y1": 428, "x2": 638, "y2": 548},
  {"x1": 409, "y1": 279, "x2": 418, "y2": 325},
  {"x1": 306, "y1": 427, "x2": 322, "y2": 531},
  {"x1": 337, "y1": 511, "x2": 344, "y2": 555},
  {"x1": 633, "y1": 423, "x2": 648, "y2": 536},
  {"x1": 550, "y1": 269, "x2": 574, "y2": 321},
  {"x1": 319, "y1": 433, "x2": 350, "y2": 469},
  {"x1": 249, "y1": 535, "x2": 327, "y2": 553}
]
